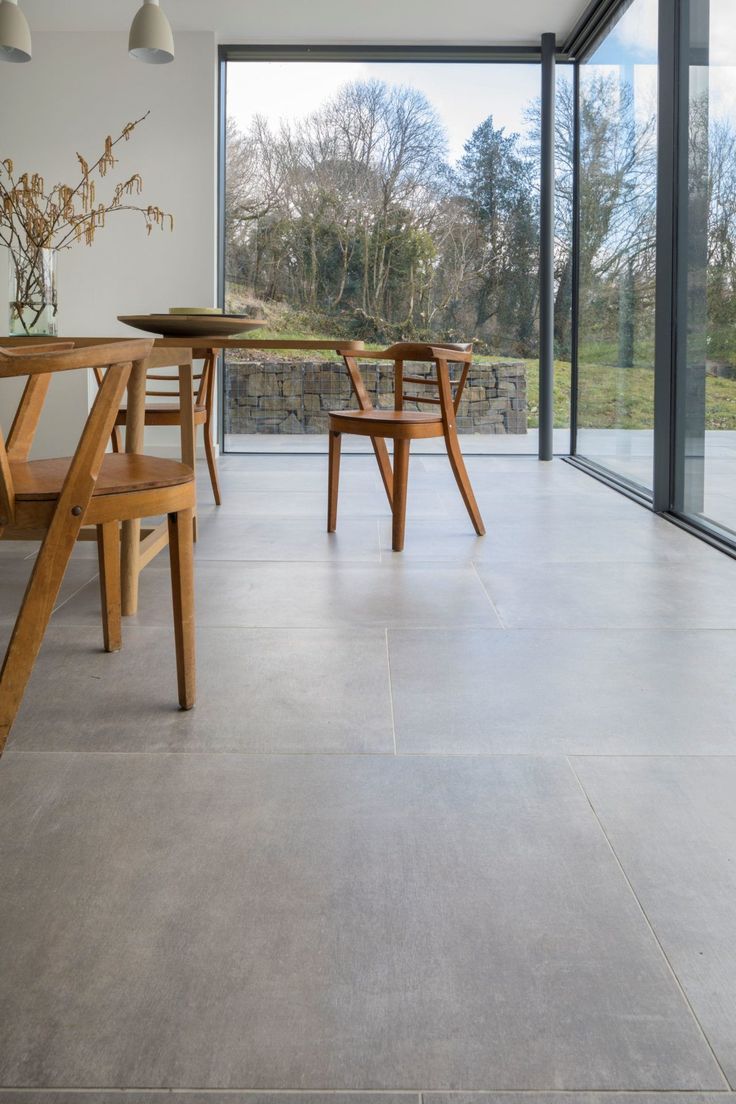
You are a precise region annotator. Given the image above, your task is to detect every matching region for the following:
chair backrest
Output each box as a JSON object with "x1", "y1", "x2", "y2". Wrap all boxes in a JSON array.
[
  {"x1": 0, "y1": 339, "x2": 153, "y2": 529},
  {"x1": 338, "y1": 341, "x2": 473, "y2": 420},
  {"x1": 143, "y1": 347, "x2": 195, "y2": 402},
  {"x1": 92, "y1": 346, "x2": 218, "y2": 412}
]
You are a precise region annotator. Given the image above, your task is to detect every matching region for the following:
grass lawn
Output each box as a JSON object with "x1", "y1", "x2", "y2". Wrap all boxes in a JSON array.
[{"x1": 461, "y1": 357, "x2": 735, "y2": 432}]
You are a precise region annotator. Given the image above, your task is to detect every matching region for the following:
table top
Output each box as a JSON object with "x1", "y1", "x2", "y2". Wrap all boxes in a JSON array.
[{"x1": 0, "y1": 336, "x2": 365, "y2": 352}]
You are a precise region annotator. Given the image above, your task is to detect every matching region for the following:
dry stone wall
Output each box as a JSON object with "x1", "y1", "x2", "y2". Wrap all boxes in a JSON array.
[{"x1": 225, "y1": 358, "x2": 527, "y2": 435}]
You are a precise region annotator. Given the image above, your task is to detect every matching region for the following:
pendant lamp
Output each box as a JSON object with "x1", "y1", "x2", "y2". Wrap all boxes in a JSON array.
[
  {"x1": 0, "y1": 0, "x2": 32, "y2": 63},
  {"x1": 129, "y1": 0, "x2": 174, "y2": 64}
]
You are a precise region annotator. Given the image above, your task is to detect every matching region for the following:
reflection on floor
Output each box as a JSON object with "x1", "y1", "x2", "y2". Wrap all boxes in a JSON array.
[
  {"x1": 1, "y1": 452, "x2": 736, "y2": 1098},
  {"x1": 576, "y1": 427, "x2": 736, "y2": 534}
]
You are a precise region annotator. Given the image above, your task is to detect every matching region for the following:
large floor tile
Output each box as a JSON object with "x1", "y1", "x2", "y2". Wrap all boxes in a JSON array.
[
  {"x1": 0, "y1": 540, "x2": 36, "y2": 559},
  {"x1": 6, "y1": 624, "x2": 394, "y2": 754},
  {"x1": 418, "y1": 458, "x2": 613, "y2": 495},
  {"x1": 0, "y1": 555, "x2": 99, "y2": 625},
  {"x1": 0, "y1": 753, "x2": 723, "y2": 1090},
  {"x1": 194, "y1": 513, "x2": 381, "y2": 562},
  {"x1": 0, "y1": 1096, "x2": 418, "y2": 1104},
  {"x1": 467, "y1": 512, "x2": 722, "y2": 565},
  {"x1": 0, "y1": 1096, "x2": 417, "y2": 1104},
  {"x1": 418, "y1": 454, "x2": 572, "y2": 474},
  {"x1": 378, "y1": 518, "x2": 488, "y2": 561},
  {"x1": 211, "y1": 489, "x2": 448, "y2": 520},
  {"x1": 379, "y1": 509, "x2": 716, "y2": 564},
  {"x1": 441, "y1": 491, "x2": 644, "y2": 525},
  {"x1": 210, "y1": 489, "x2": 388, "y2": 519},
  {"x1": 388, "y1": 628, "x2": 736, "y2": 755},
  {"x1": 217, "y1": 453, "x2": 385, "y2": 473},
  {"x1": 572, "y1": 755, "x2": 736, "y2": 1085},
  {"x1": 218, "y1": 466, "x2": 383, "y2": 494},
  {"x1": 53, "y1": 561, "x2": 502, "y2": 629},
  {"x1": 426, "y1": 1095, "x2": 734, "y2": 1103},
  {"x1": 475, "y1": 559, "x2": 736, "y2": 629}
]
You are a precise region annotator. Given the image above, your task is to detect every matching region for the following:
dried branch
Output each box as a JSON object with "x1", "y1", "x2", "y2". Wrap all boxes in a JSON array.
[{"x1": 0, "y1": 110, "x2": 173, "y2": 254}]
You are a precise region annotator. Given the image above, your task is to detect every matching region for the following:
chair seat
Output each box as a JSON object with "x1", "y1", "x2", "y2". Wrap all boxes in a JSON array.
[
  {"x1": 12, "y1": 453, "x2": 194, "y2": 502},
  {"x1": 330, "y1": 408, "x2": 441, "y2": 424},
  {"x1": 328, "y1": 407, "x2": 444, "y2": 439}
]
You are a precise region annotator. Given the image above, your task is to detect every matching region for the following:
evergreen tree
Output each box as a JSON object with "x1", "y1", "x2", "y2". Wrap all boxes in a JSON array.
[{"x1": 458, "y1": 117, "x2": 539, "y2": 354}]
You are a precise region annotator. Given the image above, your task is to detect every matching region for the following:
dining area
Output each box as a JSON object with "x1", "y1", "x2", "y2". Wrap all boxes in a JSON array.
[
  {"x1": 0, "y1": 322, "x2": 488, "y2": 747},
  {"x1": 3, "y1": 0, "x2": 736, "y2": 1100}
]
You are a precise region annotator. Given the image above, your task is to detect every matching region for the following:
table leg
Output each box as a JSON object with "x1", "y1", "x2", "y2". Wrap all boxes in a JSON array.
[
  {"x1": 121, "y1": 356, "x2": 148, "y2": 616},
  {"x1": 179, "y1": 360, "x2": 197, "y2": 540}
]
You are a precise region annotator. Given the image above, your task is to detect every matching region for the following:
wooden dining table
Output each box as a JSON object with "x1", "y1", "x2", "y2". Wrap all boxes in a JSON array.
[{"x1": 0, "y1": 334, "x2": 365, "y2": 615}]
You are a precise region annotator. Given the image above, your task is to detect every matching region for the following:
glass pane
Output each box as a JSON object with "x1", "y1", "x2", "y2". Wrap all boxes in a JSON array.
[
  {"x1": 576, "y1": 0, "x2": 659, "y2": 492},
  {"x1": 680, "y1": 0, "x2": 736, "y2": 539},
  {"x1": 222, "y1": 59, "x2": 568, "y2": 453},
  {"x1": 553, "y1": 64, "x2": 575, "y2": 450}
]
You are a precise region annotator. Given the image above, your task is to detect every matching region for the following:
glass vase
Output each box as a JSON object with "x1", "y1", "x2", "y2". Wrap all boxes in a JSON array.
[{"x1": 8, "y1": 246, "x2": 58, "y2": 336}]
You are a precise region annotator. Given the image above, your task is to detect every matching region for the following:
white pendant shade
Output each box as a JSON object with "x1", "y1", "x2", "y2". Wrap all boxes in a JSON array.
[
  {"x1": 129, "y1": 0, "x2": 174, "y2": 64},
  {"x1": 0, "y1": 0, "x2": 31, "y2": 63}
]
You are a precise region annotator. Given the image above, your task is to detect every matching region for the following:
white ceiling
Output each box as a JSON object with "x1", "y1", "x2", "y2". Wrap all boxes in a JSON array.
[{"x1": 22, "y1": 0, "x2": 590, "y2": 46}]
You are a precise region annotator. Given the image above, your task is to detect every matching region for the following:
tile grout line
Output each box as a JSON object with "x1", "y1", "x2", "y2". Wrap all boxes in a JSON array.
[
  {"x1": 19, "y1": 611, "x2": 736, "y2": 636},
  {"x1": 470, "y1": 561, "x2": 507, "y2": 628},
  {"x1": 7, "y1": 748, "x2": 736, "y2": 762},
  {"x1": 0, "y1": 1088, "x2": 732, "y2": 1097},
  {"x1": 7, "y1": 749, "x2": 736, "y2": 761},
  {"x1": 385, "y1": 627, "x2": 397, "y2": 756},
  {"x1": 50, "y1": 572, "x2": 101, "y2": 616},
  {"x1": 565, "y1": 754, "x2": 734, "y2": 1092}
]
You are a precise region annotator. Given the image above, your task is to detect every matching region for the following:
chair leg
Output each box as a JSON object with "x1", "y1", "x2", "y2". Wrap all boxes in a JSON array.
[
  {"x1": 0, "y1": 531, "x2": 75, "y2": 752},
  {"x1": 444, "y1": 426, "x2": 485, "y2": 535},
  {"x1": 97, "y1": 522, "x2": 122, "y2": 653},
  {"x1": 327, "y1": 429, "x2": 342, "y2": 532},
  {"x1": 392, "y1": 438, "x2": 411, "y2": 552},
  {"x1": 371, "y1": 436, "x2": 394, "y2": 509},
  {"x1": 168, "y1": 508, "x2": 196, "y2": 710},
  {"x1": 111, "y1": 425, "x2": 123, "y2": 454},
  {"x1": 121, "y1": 518, "x2": 141, "y2": 616},
  {"x1": 204, "y1": 417, "x2": 222, "y2": 507}
]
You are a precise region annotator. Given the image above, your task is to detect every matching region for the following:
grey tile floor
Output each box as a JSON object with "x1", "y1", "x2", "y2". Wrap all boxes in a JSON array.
[{"x1": 1, "y1": 453, "x2": 736, "y2": 1100}]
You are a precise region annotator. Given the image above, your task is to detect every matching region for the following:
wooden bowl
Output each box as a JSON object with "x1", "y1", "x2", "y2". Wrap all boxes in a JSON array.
[{"x1": 118, "y1": 314, "x2": 268, "y2": 338}]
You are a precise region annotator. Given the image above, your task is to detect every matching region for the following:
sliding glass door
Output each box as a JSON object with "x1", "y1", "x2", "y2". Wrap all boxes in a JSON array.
[{"x1": 575, "y1": 0, "x2": 659, "y2": 493}]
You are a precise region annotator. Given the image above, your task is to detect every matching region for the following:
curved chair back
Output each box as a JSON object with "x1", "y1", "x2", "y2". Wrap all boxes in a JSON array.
[
  {"x1": 337, "y1": 341, "x2": 474, "y2": 417},
  {"x1": 0, "y1": 339, "x2": 153, "y2": 529}
]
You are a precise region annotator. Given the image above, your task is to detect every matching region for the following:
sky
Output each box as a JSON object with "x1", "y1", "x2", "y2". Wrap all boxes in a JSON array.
[
  {"x1": 590, "y1": 0, "x2": 736, "y2": 124},
  {"x1": 227, "y1": 61, "x2": 546, "y2": 166}
]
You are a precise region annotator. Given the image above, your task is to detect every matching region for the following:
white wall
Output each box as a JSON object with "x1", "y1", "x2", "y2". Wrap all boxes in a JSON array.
[{"x1": 0, "y1": 31, "x2": 217, "y2": 458}]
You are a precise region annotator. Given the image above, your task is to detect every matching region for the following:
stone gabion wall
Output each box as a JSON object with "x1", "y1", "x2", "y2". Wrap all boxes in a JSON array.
[{"x1": 225, "y1": 358, "x2": 527, "y2": 435}]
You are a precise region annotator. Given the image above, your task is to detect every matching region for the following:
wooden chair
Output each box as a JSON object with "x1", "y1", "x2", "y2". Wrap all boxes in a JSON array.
[
  {"x1": 107, "y1": 346, "x2": 221, "y2": 505},
  {"x1": 329, "y1": 342, "x2": 485, "y2": 552},
  {"x1": 0, "y1": 339, "x2": 196, "y2": 753}
]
